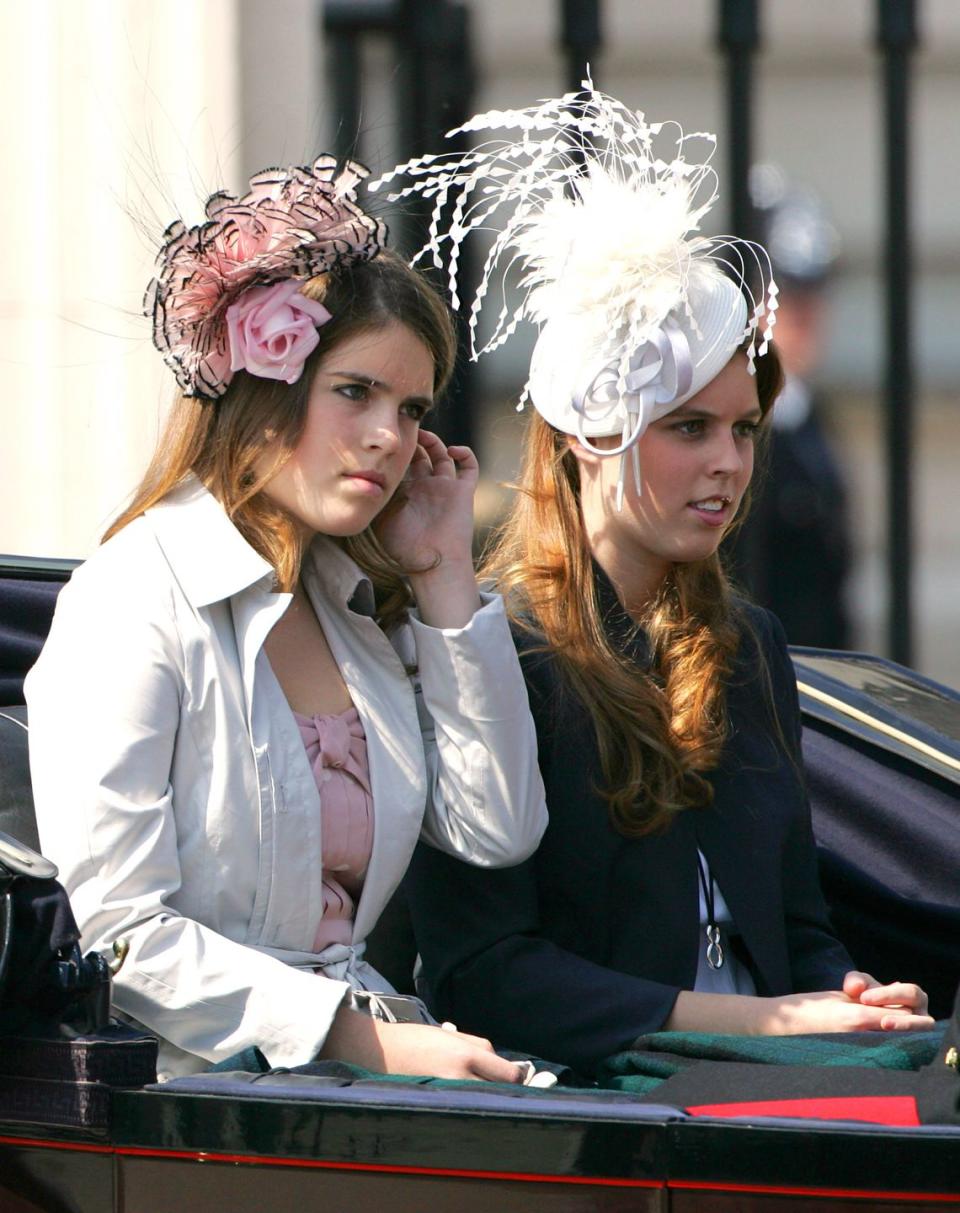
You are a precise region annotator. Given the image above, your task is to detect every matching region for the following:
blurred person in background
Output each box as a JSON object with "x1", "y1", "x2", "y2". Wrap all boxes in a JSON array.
[{"x1": 727, "y1": 165, "x2": 852, "y2": 649}]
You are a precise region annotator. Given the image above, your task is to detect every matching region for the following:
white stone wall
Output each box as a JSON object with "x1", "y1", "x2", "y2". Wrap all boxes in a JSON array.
[{"x1": 0, "y1": 0, "x2": 320, "y2": 559}]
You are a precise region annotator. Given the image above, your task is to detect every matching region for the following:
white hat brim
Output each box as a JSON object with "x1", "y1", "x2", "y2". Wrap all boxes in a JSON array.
[{"x1": 528, "y1": 271, "x2": 749, "y2": 439}]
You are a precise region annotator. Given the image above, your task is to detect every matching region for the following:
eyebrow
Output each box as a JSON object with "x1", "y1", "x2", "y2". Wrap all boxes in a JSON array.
[
  {"x1": 327, "y1": 369, "x2": 435, "y2": 411},
  {"x1": 670, "y1": 404, "x2": 763, "y2": 421},
  {"x1": 328, "y1": 369, "x2": 380, "y2": 385}
]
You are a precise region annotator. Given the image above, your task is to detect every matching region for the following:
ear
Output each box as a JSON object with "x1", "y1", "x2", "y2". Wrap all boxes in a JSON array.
[{"x1": 565, "y1": 434, "x2": 604, "y2": 469}]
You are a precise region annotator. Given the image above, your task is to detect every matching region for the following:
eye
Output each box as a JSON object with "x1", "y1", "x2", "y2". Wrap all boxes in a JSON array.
[
  {"x1": 672, "y1": 418, "x2": 705, "y2": 437},
  {"x1": 333, "y1": 381, "x2": 370, "y2": 402},
  {"x1": 401, "y1": 400, "x2": 432, "y2": 422},
  {"x1": 734, "y1": 420, "x2": 761, "y2": 440}
]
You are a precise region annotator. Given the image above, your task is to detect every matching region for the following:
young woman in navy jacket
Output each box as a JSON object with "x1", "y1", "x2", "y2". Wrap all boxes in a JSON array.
[{"x1": 382, "y1": 89, "x2": 933, "y2": 1075}]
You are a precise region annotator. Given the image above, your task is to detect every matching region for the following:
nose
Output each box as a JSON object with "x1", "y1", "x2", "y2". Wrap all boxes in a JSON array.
[
  {"x1": 364, "y1": 403, "x2": 402, "y2": 453},
  {"x1": 708, "y1": 429, "x2": 749, "y2": 479}
]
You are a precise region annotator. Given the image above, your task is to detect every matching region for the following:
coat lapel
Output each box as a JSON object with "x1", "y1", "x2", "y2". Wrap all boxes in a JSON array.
[{"x1": 299, "y1": 550, "x2": 425, "y2": 948}]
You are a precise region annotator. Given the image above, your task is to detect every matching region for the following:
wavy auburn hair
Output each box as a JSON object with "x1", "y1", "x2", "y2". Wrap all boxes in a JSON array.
[
  {"x1": 106, "y1": 249, "x2": 457, "y2": 619},
  {"x1": 482, "y1": 342, "x2": 784, "y2": 836}
]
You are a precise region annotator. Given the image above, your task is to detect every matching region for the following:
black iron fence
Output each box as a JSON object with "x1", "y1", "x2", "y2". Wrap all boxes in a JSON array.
[{"x1": 324, "y1": 0, "x2": 920, "y2": 665}]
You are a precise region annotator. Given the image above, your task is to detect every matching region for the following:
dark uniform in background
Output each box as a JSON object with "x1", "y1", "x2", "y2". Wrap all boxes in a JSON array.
[{"x1": 728, "y1": 166, "x2": 852, "y2": 650}]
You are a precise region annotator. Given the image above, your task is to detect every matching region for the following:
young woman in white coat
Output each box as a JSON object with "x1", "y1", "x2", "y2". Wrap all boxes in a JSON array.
[{"x1": 26, "y1": 157, "x2": 546, "y2": 1082}]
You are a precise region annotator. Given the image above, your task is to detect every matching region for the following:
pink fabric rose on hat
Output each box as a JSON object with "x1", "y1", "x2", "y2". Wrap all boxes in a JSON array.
[{"x1": 226, "y1": 280, "x2": 332, "y2": 384}]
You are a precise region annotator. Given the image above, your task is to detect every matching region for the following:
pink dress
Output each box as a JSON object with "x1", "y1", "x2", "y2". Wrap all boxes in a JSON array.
[{"x1": 293, "y1": 707, "x2": 374, "y2": 951}]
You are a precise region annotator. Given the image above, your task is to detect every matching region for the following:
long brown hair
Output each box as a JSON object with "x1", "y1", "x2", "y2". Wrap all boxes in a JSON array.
[
  {"x1": 481, "y1": 342, "x2": 784, "y2": 836},
  {"x1": 106, "y1": 249, "x2": 457, "y2": 618}
]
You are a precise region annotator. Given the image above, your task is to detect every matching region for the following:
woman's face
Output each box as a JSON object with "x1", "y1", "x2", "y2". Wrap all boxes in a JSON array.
[
  {"x1": 260, "y1": 321, "x2": 435, "y2": 538},
  {"x1": 575, "y1": 352, "x2": 762, "y2": 600}
]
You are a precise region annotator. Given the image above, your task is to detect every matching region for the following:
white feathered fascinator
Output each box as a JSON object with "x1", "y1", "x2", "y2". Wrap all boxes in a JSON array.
[{"x1": 371, "y1": 83, "x2": 778, "y2": 505}]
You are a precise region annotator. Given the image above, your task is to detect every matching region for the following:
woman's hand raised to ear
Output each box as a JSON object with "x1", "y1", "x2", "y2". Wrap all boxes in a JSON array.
[
  {"x1": 319, "y1": 1006, "x2": 524, "y2": 1083},
  {"x1": 375, "y1": 431, "x2": 482, "y2": 628}
]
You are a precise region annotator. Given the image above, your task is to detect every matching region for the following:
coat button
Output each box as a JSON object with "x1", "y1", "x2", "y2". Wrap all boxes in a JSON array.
[{"x1": 946, "y1": 1046, "x2": 958, "y2": 1071}]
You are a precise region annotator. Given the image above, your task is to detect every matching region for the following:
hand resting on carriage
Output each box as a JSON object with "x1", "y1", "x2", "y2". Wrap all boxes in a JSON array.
[
  {"x1": 319, "y1": 1007, "x2": 524, "y2": 1082},
  {"x1": 667, "y1": 972, "x2": 933, "y2": 1036}
]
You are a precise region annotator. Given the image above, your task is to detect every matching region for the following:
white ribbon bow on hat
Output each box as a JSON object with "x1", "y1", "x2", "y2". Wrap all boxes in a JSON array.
[{"x1": 573, "y1": 319, "x2": 694, "y2": 510}]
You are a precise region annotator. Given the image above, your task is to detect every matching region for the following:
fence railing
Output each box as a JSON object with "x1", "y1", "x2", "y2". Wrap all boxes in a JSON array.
[{"x1": 325, "y1": 0, "x2": 919, "y2": 665}]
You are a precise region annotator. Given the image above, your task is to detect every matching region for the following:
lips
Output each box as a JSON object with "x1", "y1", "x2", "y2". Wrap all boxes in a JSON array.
[
  {"x1": 344, "y1": 469, "x2": 387, "y2": 490},
  {"x1": 688, "y1": 495, "x2": 734, "y2": 526}
]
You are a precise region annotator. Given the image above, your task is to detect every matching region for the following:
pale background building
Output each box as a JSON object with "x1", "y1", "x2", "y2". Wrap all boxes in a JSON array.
[{"x1": 1, "y1": 0, "x2": 957, "y2": 684}]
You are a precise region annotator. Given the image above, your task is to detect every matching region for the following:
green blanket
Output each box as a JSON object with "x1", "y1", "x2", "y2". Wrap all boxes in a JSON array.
[
  {"x1": 210, "y1": 1028, "x2": 945, "y2": 1098},
  {"x1": 597, "y1": 1027, "x2": 946, "y2": 1095}
]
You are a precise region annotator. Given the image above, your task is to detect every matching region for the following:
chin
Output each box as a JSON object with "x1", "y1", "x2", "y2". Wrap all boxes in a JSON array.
[
  {"x1": 669, "y1": 539, "x2": 726, "y2": 565},
  {"x1": 315, "y1": 515, "x2": 378, "y2": 540}
]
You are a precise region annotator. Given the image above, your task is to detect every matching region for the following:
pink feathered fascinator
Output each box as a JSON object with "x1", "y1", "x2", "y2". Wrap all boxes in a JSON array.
[{"x1": 144, "y1": 155, "x2": 386, "y2": 400}]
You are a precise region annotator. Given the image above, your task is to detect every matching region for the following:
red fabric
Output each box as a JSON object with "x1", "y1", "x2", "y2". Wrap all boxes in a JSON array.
[{"x1": 686, "y1": 1095, "x2": 920, "y2": 1126}]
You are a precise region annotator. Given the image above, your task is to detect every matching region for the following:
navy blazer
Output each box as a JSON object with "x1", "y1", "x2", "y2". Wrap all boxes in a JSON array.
[{"x1": 404, "y1": 591, "x2": 854, "y2": 1075}]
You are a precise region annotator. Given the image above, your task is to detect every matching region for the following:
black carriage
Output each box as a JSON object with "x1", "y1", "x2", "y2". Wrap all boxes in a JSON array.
[{"x1": 1, "y1": 555, "x2": 959, "y2": 1211}]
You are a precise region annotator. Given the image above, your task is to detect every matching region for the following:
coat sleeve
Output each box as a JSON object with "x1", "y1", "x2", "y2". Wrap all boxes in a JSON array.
[
  {"x1": 753, "y1": 607, "x2": 855, "y2": 990},
  {"x1": 403, "y1": 629, "x2": 680, "y2": 1076},
  {"x1": 26, "y1": 553, "x2": 350, "y2": 1073},
  {"x1": 404, "y1": 840, "x2": 681, "y2": 1076},
  {"x1": 405, "y1": 592, "x2": 547, "y2": 867}
]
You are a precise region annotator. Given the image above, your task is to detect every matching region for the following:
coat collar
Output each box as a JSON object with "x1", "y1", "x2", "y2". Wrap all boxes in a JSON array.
[
  {"x1": 146, "y1": 476, "x2": 374, "y2": 614},
  {"x1": 302, "y1": 538, "x2": 376, "y2": 618},
  {"x1": 593, "y1": 561, "x2": 651, "y2": 667}
]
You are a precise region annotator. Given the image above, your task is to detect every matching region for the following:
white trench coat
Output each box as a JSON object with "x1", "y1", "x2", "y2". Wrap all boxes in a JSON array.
[{"x1": 26, "y1": 478, "x2": 546, "y2": 1078}]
